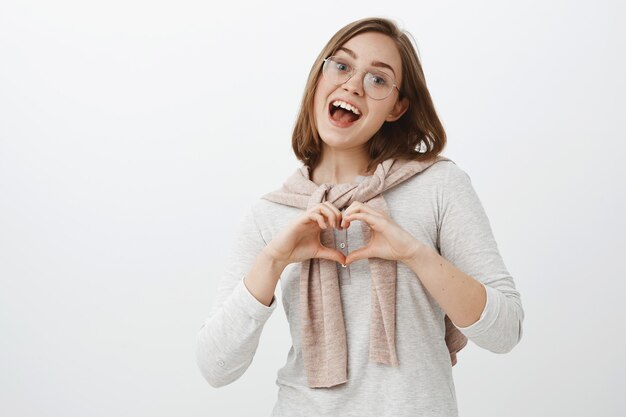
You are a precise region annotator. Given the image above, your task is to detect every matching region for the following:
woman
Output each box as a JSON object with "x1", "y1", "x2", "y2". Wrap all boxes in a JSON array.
[{"x1": 196, "y1": 17, "x2": 524, "y2": 417}]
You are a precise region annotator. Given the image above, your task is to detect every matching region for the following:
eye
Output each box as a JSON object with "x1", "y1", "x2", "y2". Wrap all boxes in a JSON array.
[
  {"x1": 367, "y1": 72, "x2": 389, "y2": 87},
  {"x1": 334, "y1": 60, "x2": 350, "y2": 73},
  {"x1": 372, "y1": 76, "x2": 386, "y2": 85}
]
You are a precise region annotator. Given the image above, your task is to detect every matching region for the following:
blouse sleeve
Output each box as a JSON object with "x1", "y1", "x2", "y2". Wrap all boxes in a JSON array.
[
  {"x1": 437, "y1": 163, "x2": 524, "y2": 354},
  {"x1": 195, "y1": 203, "x2": 278, "y2": 388}
]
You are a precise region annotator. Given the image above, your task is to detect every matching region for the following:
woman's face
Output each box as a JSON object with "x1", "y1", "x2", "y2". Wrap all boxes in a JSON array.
[{"x1": 313, "y1": 31, "x2": 409, "y2": 151}]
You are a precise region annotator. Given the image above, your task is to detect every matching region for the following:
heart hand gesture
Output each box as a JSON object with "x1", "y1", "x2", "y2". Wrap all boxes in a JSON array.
[{"x1": 341, "y1": 201, "x2": 423, "y2": 266}]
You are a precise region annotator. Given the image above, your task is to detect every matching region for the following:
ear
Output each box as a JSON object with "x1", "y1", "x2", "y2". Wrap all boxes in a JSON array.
[{"x1": 385, "y1": 97, "x2": 409, "y2": 122}]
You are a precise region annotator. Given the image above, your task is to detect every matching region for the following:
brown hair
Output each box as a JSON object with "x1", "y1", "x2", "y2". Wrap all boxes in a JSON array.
[{"x1": 291, "y1": 17, "x2": 447, "y2": 174}]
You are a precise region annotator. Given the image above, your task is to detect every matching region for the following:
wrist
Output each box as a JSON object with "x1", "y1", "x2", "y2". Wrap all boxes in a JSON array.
[
  {"x1": 400, "y1": 239, "x2": 430, "y2": 266},
  {"x1": 259, "y1": 247, "x2": 290, "y2": 272}
]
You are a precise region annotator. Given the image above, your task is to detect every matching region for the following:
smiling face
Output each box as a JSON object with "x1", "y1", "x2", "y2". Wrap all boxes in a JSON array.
[{"x1": 313, "y1": 31, "x2": 409, "y2": 152}]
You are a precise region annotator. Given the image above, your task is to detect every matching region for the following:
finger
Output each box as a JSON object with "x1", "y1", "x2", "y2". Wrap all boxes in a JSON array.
[
  {"x1": 312, "y1": 203, "x2": 338, "y2": 229},
  {"x1": 344, "y1": 201, "x2": 384, "y2": 218},
  {"x1": 342, "y1": 202, "x2": 384, "y2": 228},
  {"x1": 318, "y1": 202, "x2": 338, "y2": 229},
  {"x1": 323, "y1": 201, "x2": 343, "y2": 228},
  {"x1": 343, "y1": 212, "x2": 381, "y2": 230},
  {"x1": 342, "y1": 201, "x2": 362, "y2": 219},
  {"x1": 345, "y1": 245, "x2": 373, "y2": 265},
  {"x1": 316, "y1": 245, "x2": 347, "y2": 265},
  {"x1": 340, "y1": 202, "x2": 362, "y2": 228},
  {"x1": 308, "y1": 212, "x2": 327, "y2": 229}
]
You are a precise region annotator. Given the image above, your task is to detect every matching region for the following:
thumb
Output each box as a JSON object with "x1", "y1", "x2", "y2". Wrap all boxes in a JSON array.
[
  {"x1": 345, "y1": 246, "x2": 372, "y2": 265},
  {"x1": 316, "y1": 245, "x2": 347, "y2": 265}
]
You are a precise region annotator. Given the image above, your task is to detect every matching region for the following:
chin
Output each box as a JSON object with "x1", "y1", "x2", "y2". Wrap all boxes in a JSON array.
[{"x1": 319, "y1": 131, "x2": 368, "y2": 150}]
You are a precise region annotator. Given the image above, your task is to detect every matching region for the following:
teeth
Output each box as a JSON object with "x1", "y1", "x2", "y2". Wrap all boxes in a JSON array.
[{"x1": 332, "y1": 100, "x2": 361, "y2": 116}]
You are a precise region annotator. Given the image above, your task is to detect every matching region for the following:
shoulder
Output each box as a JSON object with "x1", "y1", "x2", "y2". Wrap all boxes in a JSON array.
[
  {"x1": 381, "y1": 159, "x2": 467, "y2": 214},
  {"x1": 391, "y1": 158, "x2": 471, "y2": 194},
  {"x1": 384, "y1": 159, "x2": 475, "y2": 218},
  {"x1": 425, "y1": 158, "x2": 471, "y2": 185},
  {"x1": 435, "y1": 159, "x2": 486, "y2": 220},
  {"x1": 414, "y1": 159, "x2": 474, "y2": 198}
]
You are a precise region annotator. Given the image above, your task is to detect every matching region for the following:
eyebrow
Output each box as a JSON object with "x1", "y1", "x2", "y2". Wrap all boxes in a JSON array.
[{"x1": 336, "y1": 46, "x2": 397, "y2": 78}]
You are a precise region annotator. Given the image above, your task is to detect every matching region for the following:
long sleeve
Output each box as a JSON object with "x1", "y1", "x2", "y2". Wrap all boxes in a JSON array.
[
  {"x1": 437, "y1": 163, "x2": 524, "y2": 354},
  {"x1": 195, "y1": 203, "x2": 278, "y2": 388}
]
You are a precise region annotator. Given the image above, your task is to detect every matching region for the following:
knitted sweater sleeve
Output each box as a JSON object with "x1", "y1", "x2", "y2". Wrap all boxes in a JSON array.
[
  {"x1": 195, "y1": 203, "x2": 278, "y2": 388},
  {"x1": 437, "y1": 163, "x2": 524, "y2": 353}
]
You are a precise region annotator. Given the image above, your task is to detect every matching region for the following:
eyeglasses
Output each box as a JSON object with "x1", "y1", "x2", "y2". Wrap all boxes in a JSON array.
[{"x1": 322, "y1": 55, "x2": 400, "y2": 100}]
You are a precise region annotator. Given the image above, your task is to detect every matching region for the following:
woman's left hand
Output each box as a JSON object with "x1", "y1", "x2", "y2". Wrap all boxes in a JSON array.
[{"x1": 341, "y1": 201, "x2": 424, "y2": 266}]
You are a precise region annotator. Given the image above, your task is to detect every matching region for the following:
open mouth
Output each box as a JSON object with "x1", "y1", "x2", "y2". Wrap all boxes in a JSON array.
[{"x1": 328, "y1": 102, "x2": 362, "y2": 127}]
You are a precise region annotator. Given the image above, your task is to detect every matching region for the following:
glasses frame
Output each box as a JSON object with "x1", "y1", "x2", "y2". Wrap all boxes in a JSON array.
[{"x1": 322, "y1": 56, "x2": 401, "y2": 101}]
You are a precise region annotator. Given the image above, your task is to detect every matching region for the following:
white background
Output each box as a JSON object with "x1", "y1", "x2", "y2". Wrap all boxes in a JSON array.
[{"x1": 1, "y1": 1, "x2": 625, "y2": 416}]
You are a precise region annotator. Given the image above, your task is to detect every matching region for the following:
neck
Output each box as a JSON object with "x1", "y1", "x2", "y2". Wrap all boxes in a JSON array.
[{"x1": 311, "y1": 144, "x2": 373, "y2": 185}]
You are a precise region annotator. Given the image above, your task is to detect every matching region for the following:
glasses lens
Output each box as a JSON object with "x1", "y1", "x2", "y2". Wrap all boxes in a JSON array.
[
  {"x1": 364, "y1": 71, "x2": 393, "y2": 100},
  {"x1": 323, "y1": 56, "x2": 352, "y2": 84}
]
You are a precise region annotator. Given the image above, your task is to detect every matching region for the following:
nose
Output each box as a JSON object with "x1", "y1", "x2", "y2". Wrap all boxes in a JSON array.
[{"x1": 341, "y1": 70, "x2": 365, "y2": 96}]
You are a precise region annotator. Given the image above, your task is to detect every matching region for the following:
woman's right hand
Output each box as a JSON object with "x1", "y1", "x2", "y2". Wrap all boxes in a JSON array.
[{"x1": 262, "y1": 202, "x2": 347, "y2": 267}]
